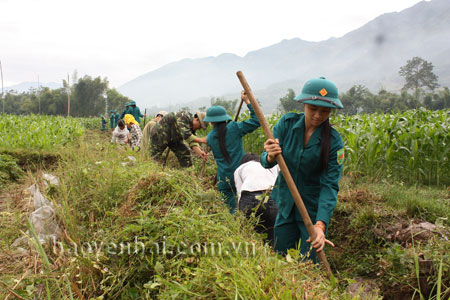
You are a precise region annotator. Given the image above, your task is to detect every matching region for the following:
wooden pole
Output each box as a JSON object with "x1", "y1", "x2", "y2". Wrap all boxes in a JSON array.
[
  {"x1": 67, "y1": 73, "x2": 70, "y2": 117},
  {"x1": 0, "y1": 60, "x2": 4, "y2": 114},
  {"x1": 236, "y1": 71, "x2": 332, "y2": 278},
  {"x1": 37, "y1": 76, "x2": 40, "y2": 114},
  {"x1": 143, "y1": 108, "x2": 147, "y2": 128},
  {"x1": 234, "y1": 98, "x2": 244, "y2": 121}
]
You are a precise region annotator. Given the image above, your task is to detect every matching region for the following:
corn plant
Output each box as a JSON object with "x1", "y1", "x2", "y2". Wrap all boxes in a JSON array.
[
  {"x1": 241, "y1": 109, "x2": 450, "y2": 185},
  {"x1": 0, "y1": 114, "x2": 85, "y2": 150}
]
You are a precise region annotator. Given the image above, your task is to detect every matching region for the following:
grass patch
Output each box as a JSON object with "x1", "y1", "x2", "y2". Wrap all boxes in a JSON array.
[
  {"x1": 328, "y1": 178, "x2": 450, "y2": 299},
  {"x1": 381, "y1": 185, "x2": 450, "y2": 225},
  {"x1": 1, "y1": 130, "x2": 352, "y2": 299},
  {"x1": 0, "y1": 149, "x2": 61, "y2": 171}
]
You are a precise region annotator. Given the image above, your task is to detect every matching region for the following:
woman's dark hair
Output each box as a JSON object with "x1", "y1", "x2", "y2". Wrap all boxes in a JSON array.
[
  {"x1": 240, "y1": 153, "x2": 260, "y2": 165},
  {"x1": 118, "y1": 119, "x2": 125, "y2": 128},
  {"x1": 320, "y1": 119, "x2": 331, "y2": 173},
  {"x1": 217, "y1": 122, "x2": 231, "y2": 164}
]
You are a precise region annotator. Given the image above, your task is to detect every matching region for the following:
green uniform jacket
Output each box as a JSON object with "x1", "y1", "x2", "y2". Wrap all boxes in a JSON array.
[
  {"x1": 206, "y1": 104, "x2": 260, "y2": 190},
  {"x1": 120, "y1": 107, "x2": 132, "y2": 119},
  {"x1": 109, "y1": 113, "x2": 115, "y2": 128},
  {"x1": 114, "y1": 113, "x2": 120, "y2": 127},
  {"x1": 261, "y1": 112, "x2": 344, "y2": 227},
  {"x1": 131, "y1": 106, "x2": 144, "y2": 123}
]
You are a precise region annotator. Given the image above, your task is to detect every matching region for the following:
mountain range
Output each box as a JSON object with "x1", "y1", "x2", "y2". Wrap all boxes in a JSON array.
[
  {"x1": 118, "y1": 0, "x2": 450, "y2": 113},
  {"x1": 4, "y1": 81, "x2": 62, "y2": 94}
]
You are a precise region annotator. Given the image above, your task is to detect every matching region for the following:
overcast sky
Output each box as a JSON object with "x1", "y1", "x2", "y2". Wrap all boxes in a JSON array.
[{"x1": 0, "y1": 0, "x2": 424, "y2": 88}]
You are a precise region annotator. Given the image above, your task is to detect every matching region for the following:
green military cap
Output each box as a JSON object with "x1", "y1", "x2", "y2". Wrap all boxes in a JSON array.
[
  {"x1": 204, "y1": 106, "x2": 232, "y2": 123},
  {"x1": 294, "y1": 77, "x2": 343, "y2": 109},
  {"x1": 129, "y1": 101, "x2": 136, "y2": 106}
]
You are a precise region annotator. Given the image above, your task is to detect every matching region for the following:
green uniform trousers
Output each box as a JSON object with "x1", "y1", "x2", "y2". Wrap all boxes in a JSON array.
[
  {"x1": 219, "y1": 188, "x2": 236, "y2": 214},
  {"x1": 274, "y1": 206, "x2": 318, "y2": 263}
]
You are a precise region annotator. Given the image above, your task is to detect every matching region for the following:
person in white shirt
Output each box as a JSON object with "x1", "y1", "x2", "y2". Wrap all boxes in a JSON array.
[
  {"x1": 111, "y1": 119, "x2": 129, "y2": 145},
  {"x1": 234, "y1": 153, "x2": 279, "y2": 246}
]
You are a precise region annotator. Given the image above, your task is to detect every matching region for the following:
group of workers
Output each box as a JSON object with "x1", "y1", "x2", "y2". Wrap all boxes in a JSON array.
[{"x1": 106, "y1": 77, "x2": 345, "y2": 262}]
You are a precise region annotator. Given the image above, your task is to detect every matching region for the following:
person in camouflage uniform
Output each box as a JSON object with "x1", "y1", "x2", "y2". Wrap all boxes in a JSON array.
[
  {"x1": 150, "y1": 111, "x2": 208, "y2": 167},
  {"x1": 142, "y1": 111, "x2": 167, "y2": 154}
]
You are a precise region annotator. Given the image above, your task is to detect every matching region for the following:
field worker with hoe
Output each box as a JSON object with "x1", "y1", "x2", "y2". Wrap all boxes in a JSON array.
[
  {"x1": 261, "y1": 77, "x2": 345, "y2": 262},
  {"x1": 124, "y1": 114, "x2": 143, "y2": 151},
  {"x1": 129, "y1": 100, "x2": 144, "y2": 123},
  {"x1": 142, "y1": 111, "x2": 167, "y2": 154},
  {"x1": 203, "y1": 91, "x2": 260, "y2": 213},
  {"x1": 120, "y1": 102, "x2": 131, "y2": 119},
  {"x1": 150, "y1": 110, "x2": 208, "y2": 168}
]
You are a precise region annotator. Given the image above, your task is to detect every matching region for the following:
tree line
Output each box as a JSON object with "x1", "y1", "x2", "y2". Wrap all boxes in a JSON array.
[
  {"x1": 1, "y1": 74, "x2": 131, "y2": 117},
  {"x1": 3, "y1": 57, "x2": 448, "y2": 117},
  {"x1": 278, "y1": 57, "x2": 450, "y2": 114}
]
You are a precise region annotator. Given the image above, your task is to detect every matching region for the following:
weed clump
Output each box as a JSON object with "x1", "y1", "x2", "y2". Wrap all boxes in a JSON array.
[{"x1": 0, "y1": 154, "x2": 24, "y2": 188}]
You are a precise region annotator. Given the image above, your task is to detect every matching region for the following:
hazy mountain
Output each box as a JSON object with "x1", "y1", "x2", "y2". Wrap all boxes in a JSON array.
[
  {"x1": 119, "y1": 0, "x2": 450, "y2": 113},
  {"x1": 4, "y1": 81, "x2": 62, "y2": 94}
]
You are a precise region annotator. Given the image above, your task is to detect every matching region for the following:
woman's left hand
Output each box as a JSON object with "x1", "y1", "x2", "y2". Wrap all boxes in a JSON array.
[
  {"x1": 241, "y1": 90, "x2": 250, "y2": 105},
  {"x1": 306, "y1": 225, "x2": 335, "y2": 253}
]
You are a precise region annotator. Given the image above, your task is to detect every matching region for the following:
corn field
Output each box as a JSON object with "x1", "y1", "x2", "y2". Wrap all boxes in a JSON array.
[
  {"x1": 242, "y1": 109, "x2": 450, "y2": 185},
  {"x1": 0, "y1": 114, "x2": 85, "y2": 150}
]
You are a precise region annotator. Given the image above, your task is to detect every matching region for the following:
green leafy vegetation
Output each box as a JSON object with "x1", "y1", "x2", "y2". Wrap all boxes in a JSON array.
[
  {"x1": 0, "y1": 154, "x2": 23, "y2": 188},
  {"x1": 0, "y1": 114, "x2": 85, "y2": 150},
  {"x1": 241, "y1": 108, "x2": 450, "y2": 185},
  {"x1": 0, "y1": 131, "x2": 351, "y2": 299},
  {"x1": 0, "y1": 110, "x2": 449, "y2": 299}
]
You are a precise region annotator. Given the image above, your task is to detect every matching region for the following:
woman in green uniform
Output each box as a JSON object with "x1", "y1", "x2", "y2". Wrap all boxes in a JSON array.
[
  {"x1": 204, "y1": 91, "x2": 260, "y2": 213},
  {"x1": 261, "y1": 77, "x2": 345, "y2": 261}
]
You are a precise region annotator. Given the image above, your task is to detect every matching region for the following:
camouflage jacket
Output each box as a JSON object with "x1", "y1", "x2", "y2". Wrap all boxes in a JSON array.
[{"x1": 173, "y1": 111, "x2": 200, "y2": 148}]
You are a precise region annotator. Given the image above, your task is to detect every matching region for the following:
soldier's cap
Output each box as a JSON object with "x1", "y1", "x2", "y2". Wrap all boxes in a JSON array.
[
  {"x1": 294, "y1": 77, "x2": 344, "y2": 109},
  {"x1": 204, "y1": 106, "x2": 231, "y2": 123},
  {"x1": 129, "y1": 100, "x2": 136, "y2": 106},
  {"x1": 156, "y1": 111, "x2": 168, "y2": 117},
  {"x1": 195, "y1": 111, "x2": 209, "y2": 129}
]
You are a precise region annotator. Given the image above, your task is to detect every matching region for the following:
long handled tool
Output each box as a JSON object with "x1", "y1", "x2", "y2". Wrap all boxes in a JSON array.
[
  {"x1": 236, "y1": 71, "x2": 333, "y2": 278},
  {"x1": 143, "y1": 108, "x2": 147, "y2": 128},
  {"x1": 234, "y1": 98, "x2": 244, "y2": 121}
]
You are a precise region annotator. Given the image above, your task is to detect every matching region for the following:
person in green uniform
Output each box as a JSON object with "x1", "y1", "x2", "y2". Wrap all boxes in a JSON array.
[
  {"x1": 150, "y1": 110, "x2": 208, "y2": 167},
  {"x1": 120, "y1": 102, "x2": 131, "y2": 119},
  {"x1": 203, "y1": 91, "x2": 260, "y2": 213},
  {"x1": 261, "y1": 77, "x2": 345, "y2": 262},
  {"x1": 109, "y1": 110, "x2": 115, "y2": 130},
  {"x1": 114, "y1": 110, "x2": 120, "y2": 128},
  {"x1": 130, "y1": 101, "x2": 144, "y2": 123},
  {"x1": 101, "y1": 116, "x2": 107, "y2": 131}
]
